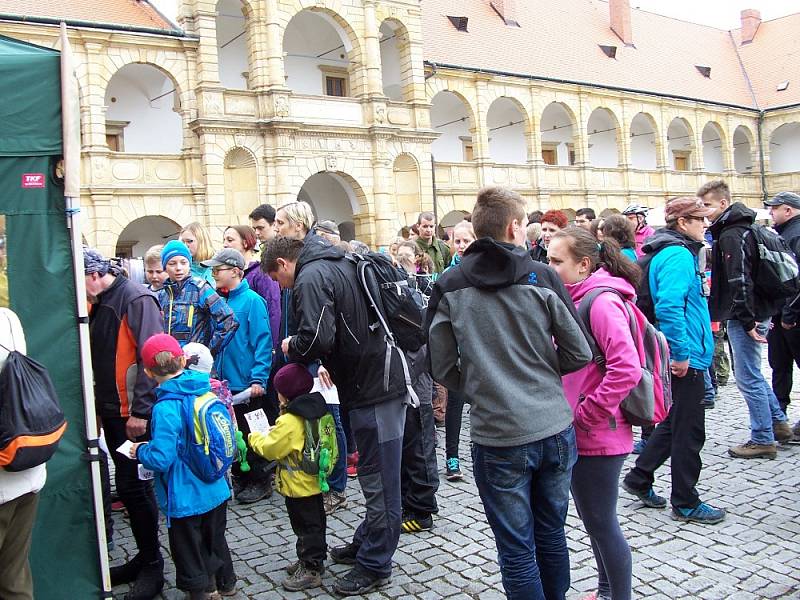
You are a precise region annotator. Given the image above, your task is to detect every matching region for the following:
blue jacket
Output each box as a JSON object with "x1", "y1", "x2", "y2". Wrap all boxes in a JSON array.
[
  {"x1": 213, "y1": 279, "x2": 273, "y2": 392},
  {"x1": 158, "y1": 275, "x2": 238, "y2": 356},
  {"x1": 137, "y1": 370, "x2": 231, "y2": 521},
  {"x1": 191, "y1": 260, "x2": 215, "y2": 287},
  {"x1": 646, "y1": 230, "x2": 713, "y2": 370}
]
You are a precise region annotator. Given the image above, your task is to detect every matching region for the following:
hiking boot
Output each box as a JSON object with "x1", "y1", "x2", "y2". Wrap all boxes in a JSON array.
[
  {"x1": 236, "y1": 478, "x2": 272, "y2": 504},
  {"x1": 621, "y1": 480, "x2": 667, "y2": 508},
  {"x1": 282, "y1": 564, "x2": 322, "y2": 591},
  {"x1": 671, "y1": 502, "x2": 726, "y2": 525},
  {"x1": 728, "y1": 441, "x2": 777, "y2": 459},
  {"x1": 401, "y1": 512, "x2": 433, "y2": 533},
  {"x1": 445, "y1": 457, "x2": 464, "y2": 481},
  {"x1": 632, "y1": 438, "x2": 647, "y2": 455},
  {"x1": 773, "y1": 420, "x2": 793, "y2": 443},
  {"x1": 286, "y1": 560, "x2": 301, "y2": 576},
  {"x1": 124, "y1": 559, "x2": 164, "y2": 600},
  {"x1": 323, "y1": 490, "x2": 348, "y2": 515},
  {"x1": 110, "y1": 554, "x2": 145, "y2": 586},
  {"x1": 215, "y1": 576, "x2": 237, "y2": 597},
  {"x1": 330, "y1": 542, "x2": 359, "y2": 565},
  {"x1": 333, "y1": 565, "x2": 390, "y2": 596}
]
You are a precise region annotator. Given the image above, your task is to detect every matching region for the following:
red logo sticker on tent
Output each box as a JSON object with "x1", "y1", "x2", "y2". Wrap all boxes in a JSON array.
[{"x1": 21, "y1": 173, "x2": 45, "y2": 189}]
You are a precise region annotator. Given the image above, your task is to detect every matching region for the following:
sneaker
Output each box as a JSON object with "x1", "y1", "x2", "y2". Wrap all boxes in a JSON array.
[
  {"x1": 236, "y1": 478, "x2": 272, "y2": 504},
  {"x1": 773, "y1": 420, "x2": 793, "y2": 443},
  {"x1": 701, "y1": 398, "x2": 716, "y2": 410},
  {"x1": 445, "y1": 457, "x2": 464, "y2": 481},
  {"x1": 282, "y1": 565, "x2": 322, "y2": 591},
  {"x1": 401, "y1": 512, "x2": 433, "y2": 533},
  {"x1": 346, "y1": 464, "x2": 358, "y2": 478},
  {"x1": 111, "y1": 500, "x2": 126, "y2": 512},
  {"x1": 124, "y1": 559, "x2": 164, "y2": 600},
  {"x1": 793, "y1": 420, "x2": 800, "y2": 439},
  {"x1": 346, "y1": 452, "x2": 358, "y2": 478},
  {"x1": 671, "y1": 502, "x2": 726, "y2": 525},
  {"x1": 330, "y1": 542, "x2": 359, "y2": 565},
  {"x1": 621, "y1": 480, "x2": 667, "y2": 508},
  {"x1": 323, "y1": 490, "x2": 348, "y2": 515},
  {"x1": 632, "y1": 438, "x2": 648, "y2": 455},
  {"x1": 728, "y1": 441, "x2": 777, "y2": 459},
  {"x1": 216, "y1": 576, "x2": 237, "y2": 597},
  {"x1": 333, "y1": 565, "x2": 390, "y2": 596},
  {"x1": 286, "y1": 560, "x2": 301, "y2": 576}
]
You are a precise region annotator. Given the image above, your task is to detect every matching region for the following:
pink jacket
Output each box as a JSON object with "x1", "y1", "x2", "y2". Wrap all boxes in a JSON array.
[
  {"x1": 562, "y1": 268, "x2": 640, "y2": 456},
  {"x1": 634, "y1": 225, "x2": 655, "y2": 258}
]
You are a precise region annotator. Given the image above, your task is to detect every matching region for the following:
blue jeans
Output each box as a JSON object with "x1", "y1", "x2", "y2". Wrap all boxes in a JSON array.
[
  {"x1": 703, "y1": 370, "x2": 715, "y2": 404},
  {"x1": 727, "y1": 320, "x2": 787, "y2": 444},
  {"x1": 327, "y1": 403, "x2": 347, "y2": 494},
  {"x1": 472, "y1": 426, "x2": 577, "y2": 600}
]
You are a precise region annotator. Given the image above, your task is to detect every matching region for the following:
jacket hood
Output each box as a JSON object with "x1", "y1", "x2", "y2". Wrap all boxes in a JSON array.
[
  {"x1": 156, "y1": 369, "x2": 212, "y2": 401},
  {"x1": 641, "y1": 228, "x2": 704, "y2": 256},
  {"x1": 709, "y1": 202, "x2": 755, "y2": 237},
  {"x1": 295, "y1": 238, "x2": 345, "y2": 275},
  {"x1": 285, "y1": 391, "x2": 328, "y2": 419},
  {"x1": 460, "y1": 238, "x2": 533, "y2": 289},
  {"x1": 566, "y1": 267, "x2": 636, "y2": 304}
]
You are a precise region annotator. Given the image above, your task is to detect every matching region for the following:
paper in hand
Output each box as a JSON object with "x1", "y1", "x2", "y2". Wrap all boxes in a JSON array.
[
  {"x1": 244, "y1": 408, "x2": 272, "y2": 434},
  {"x1": 138, "y1": 464, "x2": 154, "y2": 481},
  {"x1": 116, "y1": 440, "x2": 135, "y2": 460}
]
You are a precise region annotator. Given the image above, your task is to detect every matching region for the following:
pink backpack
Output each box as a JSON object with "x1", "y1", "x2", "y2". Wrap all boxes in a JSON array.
[{"x1": 578, "y1": 287, "x2": 672, "y2": 426}]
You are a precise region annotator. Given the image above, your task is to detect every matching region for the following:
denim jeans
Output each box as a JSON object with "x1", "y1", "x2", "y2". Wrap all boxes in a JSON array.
[
  {"x1": 472, "y1": 426, "x2": 577, "y2": 600},
  {"x1": 326, "y1": 403, "x2": 347, "y2": 494},
  {"x1": 727, "y1": 319, "x2": 787, "y2": 444},
  {"x1": 703, "y1": 370, "x2": 715, "y2": 404}
]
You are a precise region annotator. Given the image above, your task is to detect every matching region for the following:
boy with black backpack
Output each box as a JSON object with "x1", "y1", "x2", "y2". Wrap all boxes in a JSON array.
[
  {"x1": 248, "y1": 363, "x2": 336, "y2": 592},
  {"x1": 131, "y1": 334, "x2": 236, "y2": 600}
]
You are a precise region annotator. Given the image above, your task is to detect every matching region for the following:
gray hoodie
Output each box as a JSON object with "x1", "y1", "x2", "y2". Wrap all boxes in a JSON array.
[{"x1": 427, "y1": 238, "x2": 592, "y2": 447}]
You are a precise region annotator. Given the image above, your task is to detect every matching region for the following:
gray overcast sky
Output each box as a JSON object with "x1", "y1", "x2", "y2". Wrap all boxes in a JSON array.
[{"x1": 151, "y1": 0, "x2": 798, "y2": 29}]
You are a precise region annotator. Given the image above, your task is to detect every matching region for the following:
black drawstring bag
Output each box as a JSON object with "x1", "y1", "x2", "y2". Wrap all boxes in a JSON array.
[{"x1": 0, "y1": 351, "x2": 67, "y2": 471}]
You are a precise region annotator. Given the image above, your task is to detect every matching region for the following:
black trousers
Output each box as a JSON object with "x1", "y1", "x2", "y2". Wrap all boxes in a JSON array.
[
  {"x1": 168, "y1": 501, "x2": 235, "y2": 592},
  {"x1": 767, "y1": 319, "x2": 800, "y2": 414},
  {"x1": 401, "y1": 402, "x2": 439, "y2": 518},
  {"x1": 232, "y1": 394, "x2": 273, "y2": 483},
  {"x1": 444, "y1": 390, "x2": 466, "y2": 460},
  {"x1": 285, "y1": 495, "x2": 327, "y2": 570},
  {"x1": 624, "y1": 368, "x2": 706, "y2": 510},
  {"x1": 101, "y1": 415, "x2": 161, "y2": 564}
]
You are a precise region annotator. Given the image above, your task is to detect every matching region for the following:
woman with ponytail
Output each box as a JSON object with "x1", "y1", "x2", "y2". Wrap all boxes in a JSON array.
[{"x1": 547, "y1": 227, "x2": 640, "y2": 600}]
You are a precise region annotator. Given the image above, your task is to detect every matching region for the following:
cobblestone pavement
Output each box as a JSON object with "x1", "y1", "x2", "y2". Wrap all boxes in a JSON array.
[{"x1": 111, "y1": 370, "x2": 800, "y2": 599}]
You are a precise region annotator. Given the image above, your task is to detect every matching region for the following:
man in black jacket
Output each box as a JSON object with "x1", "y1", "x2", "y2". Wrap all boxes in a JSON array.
[
  {"x1": 700, "y1": 180, "x2": 793, "y2": 459},
  {"x1": 262, "y1": 237, "x2": 408, "y2": 596},
  {"x1": 765, "y1": 191, "x2": 800, "y2": 433}
]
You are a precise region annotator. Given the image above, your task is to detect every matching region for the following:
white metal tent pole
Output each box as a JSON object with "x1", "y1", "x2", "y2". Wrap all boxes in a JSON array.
[{"x1": 60, "y1": 22, "x2": 111, "y2": 595}]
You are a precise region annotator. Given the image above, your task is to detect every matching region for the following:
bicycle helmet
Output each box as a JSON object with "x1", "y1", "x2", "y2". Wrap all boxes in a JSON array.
[{"x1": 622, "y1": 204, "x2": 649, "y2": 216}]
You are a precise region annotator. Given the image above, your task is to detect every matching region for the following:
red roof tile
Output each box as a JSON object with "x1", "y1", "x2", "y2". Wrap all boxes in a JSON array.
[{"x1": 0, "y1": 0, "x2": 175, "y2": 32}]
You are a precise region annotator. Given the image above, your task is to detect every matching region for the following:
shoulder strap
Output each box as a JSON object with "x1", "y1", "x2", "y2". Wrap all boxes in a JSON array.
[{"x1": 578, "y1": 287, "x2": 640, "y2": 366}]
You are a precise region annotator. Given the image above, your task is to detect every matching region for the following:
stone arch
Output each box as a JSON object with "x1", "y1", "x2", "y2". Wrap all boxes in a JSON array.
[
  {"x1": 666, "y1": 116, "x2": 695, "y2": 171},
  {"x1": 223, "y1": 146, "x2": 259, "y2": 224},
  {"x1": 379, "y1": 18, "x2": 413, "y2": 102},
  {"x1": 103, "y1": 62, "x2": 185, "y2": 153},
  {"x1": 281, "y1": 6, "x2": 365, "y2": 97},
  {"x1": 540, "y1": 101, "x2": 579, "y2": 166},
  {"x1": 487, "y1": 96, "x2": 531, "y2": 164},
  {"x1": 769, "y1": 122, "x2": 800, "y2": 174},
  {"x1": 114, "y1": 215, "x2": 182, "y2": 259},
  {"x1": 294, "y1": 170, "x2": 368, "y2": 239},
  {"x1": 733, "y1": 124, "x2": 755, "y2": 174},
  {"x1": 701, "y1": 121, "x2": 726, "y2": 173},
  {"x1": 103, "y1": 53, "x2": 186, "y2": 106},
  {"x1": 106, "y1": 197, "x2": 196, "y2": 256},
  {"x1": 430, "y1": 90, "x2": 478, "y2": 162},
  {"x1": 630, "y1": 112, "x2": 659, "y2": 170},
  {"x1": 586, "y1": 107, "x2": 621, "y2": 168}
]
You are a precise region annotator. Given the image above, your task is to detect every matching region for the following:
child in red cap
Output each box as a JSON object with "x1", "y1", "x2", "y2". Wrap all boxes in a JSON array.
[{"x1": 249, "y1": 362, "x2": 333, "y2": 591}]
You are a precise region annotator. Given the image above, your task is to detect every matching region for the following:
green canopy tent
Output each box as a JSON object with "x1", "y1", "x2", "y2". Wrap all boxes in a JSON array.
[{"x1": 0, "y1": 32, "x2": 106, "y2": 597}]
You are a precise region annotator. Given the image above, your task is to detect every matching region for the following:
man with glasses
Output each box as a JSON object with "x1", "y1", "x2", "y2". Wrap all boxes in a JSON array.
[
  {"x1": 622, "y1": 197, "x2": 726, "y2": 525},
  {"x1": 201, "y1": 248, "x2": 274, "y2": 503},
  {"x1": 700, "y1": 180, "x2": 793, "y2": 459}
]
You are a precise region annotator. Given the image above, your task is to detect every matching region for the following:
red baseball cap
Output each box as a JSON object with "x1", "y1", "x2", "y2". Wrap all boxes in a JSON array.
[{"x1": 141, "y1": 333, "x2": 183, "y2": 369}]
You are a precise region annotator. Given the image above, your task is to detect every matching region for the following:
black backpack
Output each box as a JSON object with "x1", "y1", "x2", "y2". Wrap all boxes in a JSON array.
[
  {"x1": 635, "y1": 241, "x2": 687, "y2": 325},
  {"x1": 745, "y1": 224, "x2": 800, "y2": 300}
]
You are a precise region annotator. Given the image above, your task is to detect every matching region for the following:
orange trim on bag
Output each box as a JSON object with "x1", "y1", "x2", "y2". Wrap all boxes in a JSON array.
[{"x1": 0, "y1": 422, "x2": 67, "y2": 465}]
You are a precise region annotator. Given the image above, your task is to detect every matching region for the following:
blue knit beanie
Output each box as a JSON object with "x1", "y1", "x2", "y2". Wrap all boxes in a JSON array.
[{"x1": 161, "y1": 239, "x2": 192, "y2": 269}]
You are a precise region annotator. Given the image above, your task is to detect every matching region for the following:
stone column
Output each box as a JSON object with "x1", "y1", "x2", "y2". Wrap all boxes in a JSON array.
[
  {"x1": 263, "y1": 0, "x2": 288, "y2": 90},
  {"x1": 362, "y1": 1, "x2": 384, "y2": 98}
]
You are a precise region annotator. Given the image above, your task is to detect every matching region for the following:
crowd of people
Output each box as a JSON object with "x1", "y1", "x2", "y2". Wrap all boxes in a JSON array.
[{"x1": 51, "y1": 180, "x2": 800, "y2": 600}]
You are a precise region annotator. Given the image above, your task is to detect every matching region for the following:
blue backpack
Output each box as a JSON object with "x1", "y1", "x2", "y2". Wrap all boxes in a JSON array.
[{"x1": 180, "y1": 391, "x2": 236, "y2": 482}]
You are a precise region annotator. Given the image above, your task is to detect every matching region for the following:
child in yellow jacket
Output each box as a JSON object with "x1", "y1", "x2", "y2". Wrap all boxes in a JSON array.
[{"x1": 248, "y1": 363, "x2": 329, "y2": 592}]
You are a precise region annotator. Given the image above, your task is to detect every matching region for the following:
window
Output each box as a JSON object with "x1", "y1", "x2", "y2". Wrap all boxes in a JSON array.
[
  {"x1": 319, "y1": 66, "x2": 349, "y2": 97},
  {"x1": 447, "y1": 16, "x2": 469, "y2": 32},
  {"x1": 105, "y1": 120, "x2": 129, "y2": 152},
  {"x1": 568, "y1": 144, "x2": 576, "y2": 165},
  {"x1": 541, "y1": 147, "x2": 557, "y2": 165},
  {"x1": 460, "y1": 136, "x2": 474, "y2": 161},
  {"x1": 673, "y1": 151, "x2": 690, "y2": 171}
]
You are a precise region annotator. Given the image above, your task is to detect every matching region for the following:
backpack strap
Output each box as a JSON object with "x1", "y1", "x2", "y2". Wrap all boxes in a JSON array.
[{"x1": 577, "y1": 287, "x2": 641, "y2": 368}]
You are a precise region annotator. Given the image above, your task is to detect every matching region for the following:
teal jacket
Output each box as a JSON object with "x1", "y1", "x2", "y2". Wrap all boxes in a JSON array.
[
  {"x1": 191, "y1": 260, "x2": 215, "y2": 287},
  {"x1": 646, "y1": 230, "x2": 713, "y2": 370},
  {"x1": 213, "y1": 279, "x2": 273, "y2": 392},
  {"x1": 137, "y1": 370, "x2": 231, "y2": 521}
]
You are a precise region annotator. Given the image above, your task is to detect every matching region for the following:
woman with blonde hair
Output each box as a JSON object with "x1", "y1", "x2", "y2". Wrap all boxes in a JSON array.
[
  {"x1": 273, "y1": 201, "x2": 316, "y2": 240},
  {"x1": 180, "y1": 221, "x2": 215, "y2": 285}
]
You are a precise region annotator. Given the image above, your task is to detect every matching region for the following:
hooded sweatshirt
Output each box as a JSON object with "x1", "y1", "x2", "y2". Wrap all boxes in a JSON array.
[
  {"x1": 561, "y1": 268, "x2": 639, "y2": 456},
  {"x1": 137, "y1": 369, "x2": 231, "y2": 520},
  {"x1": 248, "y1": 392, "x2": 328, "y2": 498},
  {"x1": 635, "y1": 224, "x2": 656, "y2": 258},
  {"x1": 644, "y1": 229, "x2": 713, "y2": 370},
  {"x1": 244, "y1": 260, "x2": 281, "y2": 350},
  {"x1": 427, "y1": 238, "x2": 593, "y2": 447}
]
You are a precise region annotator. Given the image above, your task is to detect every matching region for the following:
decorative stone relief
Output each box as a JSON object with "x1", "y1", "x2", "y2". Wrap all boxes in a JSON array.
[
  {"x1": 374, "y1": 104, "x2": 386, "y2": 124},
  {"x1": 274, "y1": 94, "x2": 289, "y2": 117},
  {"x1": 325, "y1": 155, "x2": 338, "y2": 171},
  {"x1": 203, "y1": 92, "x2": 224, "y2": 116}
]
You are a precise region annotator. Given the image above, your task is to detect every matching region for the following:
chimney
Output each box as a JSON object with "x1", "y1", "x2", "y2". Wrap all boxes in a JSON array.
[
  {"x1": 740, "y1": 9, "x2": 761, "y2": 44},
  {"x1": 609, "y1": 0, "x2": 632, "y2": 46},
  {"x1": 491, "y1": 0, "x2": 519, "y2": 27}
]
